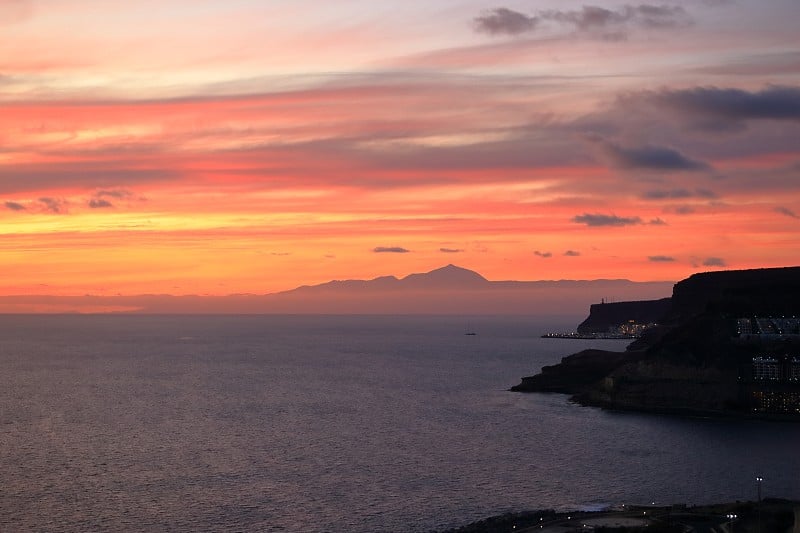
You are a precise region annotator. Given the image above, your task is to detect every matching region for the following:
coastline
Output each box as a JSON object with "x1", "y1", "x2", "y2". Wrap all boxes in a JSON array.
[
  {"x1": 437, "y1": 499, "x2": 799, "y2": 532},
  {"x1": 540, "y1": 332, "x2": 638, "y2": 340}
]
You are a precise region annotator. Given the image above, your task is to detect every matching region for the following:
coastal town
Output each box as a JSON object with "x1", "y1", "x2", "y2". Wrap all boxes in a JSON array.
[{"x1": 444, "y1": 499, "x2": 800, "y2": 532}]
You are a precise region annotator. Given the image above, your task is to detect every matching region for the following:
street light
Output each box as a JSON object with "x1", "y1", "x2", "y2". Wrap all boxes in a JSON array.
[
  {"x1": 726, "y1": 513, "x2": 738, "y2": 531},
  {"x1": 756, "y1": 477, "x2": 764, "y2": 533}
]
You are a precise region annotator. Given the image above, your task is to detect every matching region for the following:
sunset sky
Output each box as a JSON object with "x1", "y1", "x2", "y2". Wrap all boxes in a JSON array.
[{"x1": 2, "y1": 0, "x2": 799, "y2": 297}]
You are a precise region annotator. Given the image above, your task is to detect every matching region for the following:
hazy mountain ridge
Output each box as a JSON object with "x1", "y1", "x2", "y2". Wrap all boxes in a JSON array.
[
  {"x1": 283, "y1": 264, "x2": 663, "y2": 293},
  {"x1": 0, "y1": 264, "x2": 675, "y2": 315},
  {"x1": 286, "y1": 265, "x2": 489, "y2": 293}
]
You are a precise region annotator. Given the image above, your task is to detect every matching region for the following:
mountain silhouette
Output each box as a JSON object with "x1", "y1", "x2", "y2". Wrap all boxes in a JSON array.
[
  {"x1": 288, "y1": 264, "x2": 489, "y2": 293},
  {"x1": 0, "y1": 265, "x2": 676, "y2": 315},
  {"x1": 401, "y1": 264, "x2": 489, "y2": 288}
]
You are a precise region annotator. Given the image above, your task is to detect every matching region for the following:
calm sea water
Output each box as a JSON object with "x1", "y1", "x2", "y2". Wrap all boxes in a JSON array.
[{"x1": 1, "y1": 314, "x2": 798, "y2": 532}]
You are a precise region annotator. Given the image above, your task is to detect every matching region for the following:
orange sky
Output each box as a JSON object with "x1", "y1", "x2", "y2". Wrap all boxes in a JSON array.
[{"x1": 1, "y1": 0, "x2": 799, "y2": 297}]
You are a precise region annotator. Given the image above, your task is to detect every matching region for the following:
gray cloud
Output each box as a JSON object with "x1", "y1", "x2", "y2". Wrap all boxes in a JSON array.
[
  {"x1": 474, "y1": 8, "x2": 537, "y2": 35},
  {"x1": 4, "y1": 201, "x2": 25, "y2": 211},
  {"x1": 534, "y1": 250, "x2": 552, "y2": 258},
  {"x1": 703, "y1": 257, "x2": 727, "y2": 267},
  {"x1": 601, "y1": 141, "x2": 710, "y2": 171},
  {"x1": 543, "y1": 4, "x2": 691, "y2": 31},
  {"x1": 96, "y1": 189, "x2": 133, "y2": 199},
  {"x1": 88, "y1": 198, "x2": 114, "y2": 209},
  {"x1": 653, "y1": 86, "x2": 800, "y2": 129},
  {"x1": 648, "y1": 255, "x2": 675, "y2": 262},
  {"x1": 564, "y1": 250, "x2": 581, "y2": 256},
  {"x1": 648, "y1": 217, "x2": 667, "y2": 225},
  {"x1": 775, "y1": 206, "x2": 799, "y2": 219},
  {"x1": 439, "y1": 248, "x2": 463, "y2": 253},
  {"x1": 474, "y1": 4, "x2": 691, "y2": 37},
  {"x1": 373, "y1": 246, "x2": 410, "y2": 253},
  {"x1": 572, "y1": 213, "x2": 643, "y2": 227},
  {"x1": 38, "y1": 197, "x2": 66, "y2": 214},
  {"x1": 642, "y1": 187, "x2": 717, "y2": 200}
]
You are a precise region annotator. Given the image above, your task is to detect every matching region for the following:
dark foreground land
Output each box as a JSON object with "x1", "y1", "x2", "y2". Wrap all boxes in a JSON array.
[
  {"x1": 512, "y1": 266, "x2": 800, "y2": 419},
  {"x1": 437, "y1": 499, "x2": 799, "y2": 533}
]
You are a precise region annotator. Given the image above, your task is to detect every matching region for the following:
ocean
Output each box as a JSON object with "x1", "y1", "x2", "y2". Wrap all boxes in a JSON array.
[{"x1": 1, "y1": 314, "x2": 798, "y2": 532}]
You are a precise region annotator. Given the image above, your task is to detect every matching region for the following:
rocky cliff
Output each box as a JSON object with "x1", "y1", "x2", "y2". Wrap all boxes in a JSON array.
[
  {"x1": 576, "y1": 298, "x2": 672, "y2": 334},
  {"x1": 513, "y1": 266, "x2": 800, "y2": 418},
  {"x1": 667, "y1": 266, "x2": 800, "y2": 320}
]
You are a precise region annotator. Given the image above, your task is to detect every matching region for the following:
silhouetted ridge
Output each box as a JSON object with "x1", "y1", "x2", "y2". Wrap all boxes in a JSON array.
[{"x1": 669, "y1": 266, "x2": 800, "y2": 320}]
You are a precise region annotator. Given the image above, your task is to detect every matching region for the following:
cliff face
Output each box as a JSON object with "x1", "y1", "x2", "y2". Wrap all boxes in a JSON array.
[
  {"x1": 668, "y1": 266, "x2": 800, "y2": 320},
  {"x1": 514, "y1": 266, "x2": 800, "y2": 419},
  {"x1": 576, "y1": 298, "x2": 672, "y2": 334}
]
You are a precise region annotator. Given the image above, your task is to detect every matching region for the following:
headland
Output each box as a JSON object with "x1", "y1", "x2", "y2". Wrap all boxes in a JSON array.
[{"x1": 512, "y1": 266, "x2": 800, "y2": 420}]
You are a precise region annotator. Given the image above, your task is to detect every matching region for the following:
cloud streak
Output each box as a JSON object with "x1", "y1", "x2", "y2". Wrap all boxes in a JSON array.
[
  {"x1": 599, "y1": 141, "x2": 710, "y2": 172},
  {"x1": 473, "y1": 8, "x2": 537, "y2": 36},
  {"x1": 4, "y1": 201, "x2": 25, "y2": 211},
  {"x1": 703, "y1": 257, "x2": 727, "y2": 267},
  {"x1": 642, "y1": 188, "x2": 717, "y2": 200},
  {"x1": 775, "y1": 206, "x2": 799, "y2": 219},
  {"x1": 373, "y1": 247, "x2": 410, "y2": 253},
  {"x1": 474, "y1": 4, "x2": 692, "y2": 37},
  {"x1": 572, "y1": 213, "x2": 642, "y2": 227},
  {"x1": 655, "y1": 85, "x2": 800, "y2": 123}
]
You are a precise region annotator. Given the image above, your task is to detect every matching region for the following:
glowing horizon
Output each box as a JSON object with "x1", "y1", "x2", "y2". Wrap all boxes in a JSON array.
[{"x1": 2, "y1": 0, "x2": 799, "y2": 299}]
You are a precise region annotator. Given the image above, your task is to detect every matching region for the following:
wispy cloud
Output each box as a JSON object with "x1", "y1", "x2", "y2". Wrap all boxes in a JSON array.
[
  {"x1": 658, "y1": 85, "x2": 800, "y2": 120},
  {"x1": 648, "y1": 255, "x2": 675, "y2": 262},
  {"x1": 96, "y1": 189, "x2": 133, "y2": 199},
  {"x1": 38, "y1": 197, "x2": 66, "y2": 214},
  {"x1": 703, "y1": 257, "x2": 727, "y2": 267},
  {"x1": 473, "y1": 8, "x2": 537, "y2": 36},
  {"x1": 599, "y1": 140, "x2": 710, "y2": 172},
  {"x1": 572, "y1": 213, "x2": 642, "y2": 227},
  {"x1": 534, "y1": 250, "x2": 552, "y2": 258},
  {"x1": 4, "y1": 201, "x2": 25, "y2": 211},
  {"x1": 373, "y1": 246, "x2": 410, "y2": 253},
  {"x1": 651, "y1": 85, "x2": 800, "y2": 130},
  {"x1": 642, "y1": 188, "x2": 717, "y2": 200},
  {"x1": 439, "y1": 247, "x2": 463, "y2": 253},
  {"x1": 563, "y1": 250, "x2": 581, "y2": 256},
  {"x1": 88, "y1": 198, "x2": 114, "y2": 209},
  {"x1": 775, "y1": 206, "x2": 799, "y2": 219},
  {"x1": 474, "y1": 4, "x2": 692, "y2": 38}
]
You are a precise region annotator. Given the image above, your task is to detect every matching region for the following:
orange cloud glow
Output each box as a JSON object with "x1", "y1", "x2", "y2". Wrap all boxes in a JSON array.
[{"x1": 1, "y1": 1, "x2": 799, "y2": 304}]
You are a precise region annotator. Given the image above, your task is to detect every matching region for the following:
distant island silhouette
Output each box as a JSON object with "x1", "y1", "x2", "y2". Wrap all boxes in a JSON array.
[{"x1": 0, "y1": 264, "x2": 674, "y2": 315}]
